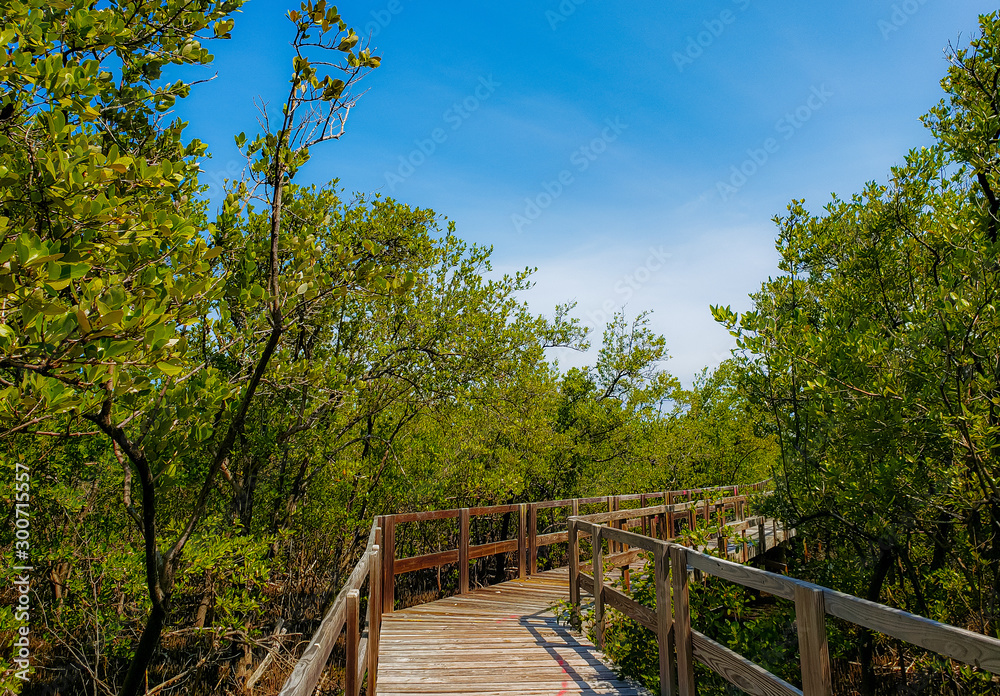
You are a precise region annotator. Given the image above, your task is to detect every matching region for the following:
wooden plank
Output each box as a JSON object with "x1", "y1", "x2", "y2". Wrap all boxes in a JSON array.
[
  {"x1": 579, "y1": 572, "x2": 594, "y2": 596},
  {"x1": 691, "y1": 630, "x2": 801, "y2": 696},
  {"x1": 685, "y1": 548, "x2": 797, "y2": 600},
  {"x1": 368, "y1": 541, "x2": 382, "y2": 696},
  {"x1": 528, "y1": 503, "x2": 538, "y2": 575},
  {"x1": 671, "y1": 545, "x2": 695, "y2": 696},
  {"x1": 822, "y1": 587, "x2": 1000, "y2": 674},
  {"x1": 569, "y1": 519, "x2": 580, "y2": 627},
  {"x1": 394, "y1": 548, "x2": 459, "y2": 575},
  {"x1": 536, "y1": 530, "x2": 569, "y2": 546},
  {"x1": 459, "y1": 508, "x2": 470, "y2": 594},
  {"x1": 604, "y1": 548, "x2": 643, "y2": 569},
  {"x1": 536, "y1": 498, "x2": 577, "y2": 509},
  {"x1": 346, "y1": 590, "x2": 359, "y2": 696},
  {"x1": 356, "y1": 637, "x2": 368, "y2": 694},
  {"x1": 518, "y1": 503, "x2": 527, "y2": 579},
  {"x1": 599, "y1": 523, "x2": 661, "y2": 553},
  {"x1": 468, "y1": 538, "x2": 518, "y2": 560},
  {"x1": 593, "y1": 527, "x2": 605, "y2": 649},
  {"x1": 469, "y1": 504, "x2": 519, "y2": 515},
  {"x1": 383, "y1": 515, "x2": 396, "y2": 614},
  {"x1": 601, "y1": 584, "x2": 658, "y2": 633},
  {"x1": 653, "y1": 545, "x2": 675, "y2": 696},
  {"x1": 581, "y1": 504, "x2": 668, "y2": 526},
  {"x1": 392, "y1": 509, "x2": 462, "y2": 523},
  {"x1": 795, "y1": 585, "x2": 832, "y2": 696}
]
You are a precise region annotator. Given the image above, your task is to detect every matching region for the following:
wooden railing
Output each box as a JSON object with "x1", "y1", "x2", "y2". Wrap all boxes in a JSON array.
[
  {"x1": 278, "y1": 520, "x2": 383, "y2": 696},
  {"x1": 567, "y1": 507, "x2": 1000, "y2": 696},
  {"x1": 277, "y1": 481, "x2": 772, "y2": 696},
  {"x1": 378, "y1": 480, "x2": 773, "y2": 614}
]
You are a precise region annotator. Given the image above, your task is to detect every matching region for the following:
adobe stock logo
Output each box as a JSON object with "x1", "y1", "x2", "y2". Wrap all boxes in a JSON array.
[
  {"x1": 546, "y1": 0, "x2": 588, "y2": 30},
  {"x1": 363, "y1": 0, "x2": 404, "y2": 39},
  {"x1": 384, "y1": 75, "x2": 501, "y2": 192},
  {"x1": 673, "y1": 0, "x2": 753, "y2": 73},
  {"x1": 584, "y1": 246, "x2": 672, "y2": 332},
  {"x1": 877, "y1": 0, "x2": 932, "y2": 40},
  {"x1": 511, "y1": 118, "x2": 627, "y2": 234},
  {"x1": 716, "y1": 84, "x2": 833, "y2": 201}
]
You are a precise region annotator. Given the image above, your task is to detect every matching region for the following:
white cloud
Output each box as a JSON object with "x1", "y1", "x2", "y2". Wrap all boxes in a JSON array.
[{"x1": 500, "y1": 222, "x2": 779, "y2": 386}]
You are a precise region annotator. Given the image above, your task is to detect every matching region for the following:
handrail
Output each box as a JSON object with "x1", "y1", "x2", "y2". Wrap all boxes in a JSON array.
[
  {"x1": 567, "y1": 507, "x2": 1000, "y2": 696},
  {"x1": 277, "y1": 520, "x2": 383, "y2": 696},
  {"x1": 276, "y1": 479, "x2": 773, "y2": 695}
]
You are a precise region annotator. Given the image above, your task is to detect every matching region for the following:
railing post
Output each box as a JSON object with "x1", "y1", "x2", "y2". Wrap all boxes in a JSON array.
[
  {"x1": 717, "y1": 534, "x2": 727, "y2": 559},
  {"x1": 459, "y1": 507, "x2": 470, "y2": 594},
  {"x1": 654, "y1": 543, "x2": 676, "y2": 696},
  {"x1": 758, "y1": 521, "x2": 766, "y2": 557},
  {"x1": 593, "y1": 525, "x2": 605, "y2": 649},
  {"x1": 528, "y1": 502, "x2": 538, "y2": 575},
  {"x1": 670, "y1": 545, "x2": 695, "y2": 696},
  {"x1": 606, "y1": 496, "x2": 615, "y2": 553},
  {"x1": 615, "y1": 495, "x2": 625, "y2": 556},
  {"x1": 568, "y1": 517, "x2": 580, "y2": 629},
  {"x1": 641, "y1": 494, "x2": 649, "y2": 536},
  {"x1": 518, "y1": 503, "x2": 527, "y2": 579},
  {"x1": 665, "y1": 491, "x2": 673, "y2": 540},
  {"x1": 795, "y1": 585, "x2": 833, "y2": 696},
  {"x1": 368, "y1": 542, "x2": 382, "y2": 696},
  {"x1": 382, "y1": 515, "x2": 396, "y2": 614},
  {"x1": 346, "y1": 589, "x2": 360, "y2": 696}
]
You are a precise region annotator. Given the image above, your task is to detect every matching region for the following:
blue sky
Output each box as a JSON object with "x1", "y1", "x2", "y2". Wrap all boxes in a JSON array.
[{"x1": 175, "y1": 0, "x2": 994, "y2": 385}]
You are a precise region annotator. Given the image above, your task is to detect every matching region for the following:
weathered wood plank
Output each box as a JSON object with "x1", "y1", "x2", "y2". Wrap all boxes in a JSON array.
[
  {"x1": 536, "y1": 530, "x2": 570, "y2": 546},
  {"x1": 278, "y1": 541, "x2": 372, "y2": 696},
  {"x1": 376, "y1": 567, "x2": 646, "y2": 696},
  {"x1": 671, "y1": 545, "x2": 695, "y2": 696},
  {"x1": 391, "y1": 509, "x2": 462, "y2": 523},
  {"x1": 691, "y1": 630, "x2": 800, "y2": 696},
  {"x1": 459, "y1": 508, "x2": 470, "y2": 594},
  {"x1": 469, "y1": 504, "x2": 520, "y2": 515},
  {"x1": 822, "y1": 587, "x2": 1000, "y2": 674},
  {"x1": 468, "y1": 538, "x2": 519, "y2": 560},
  {"x1": 685, "y1": 548, "x2": 797, "y2": 600},
  {"x1": 795, "y1": 585, "x2": 831, "y2": 696},
  {"x1": 393, "y1": 548, "x2": 459, "y2": 575},
  {"x1": 601, "y1": 584, "x2": 658, "y2": 633}
]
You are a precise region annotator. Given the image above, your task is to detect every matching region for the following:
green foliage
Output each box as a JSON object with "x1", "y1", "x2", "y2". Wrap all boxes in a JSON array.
[
  {"x1": 0, "y1": 1, "x2": 782, "y2": 693},
  {"x1": 712, "y1": 11, "x2": 1000, "y2": 688}
]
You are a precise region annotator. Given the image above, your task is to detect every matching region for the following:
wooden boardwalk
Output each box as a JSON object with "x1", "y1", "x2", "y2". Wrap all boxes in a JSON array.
[
  {"x1": 278, "y1": 484, "x2": 1000, "y2": 696},
  {"x1": 375, "y1": 567, "x2": 648, "y2": 696}
]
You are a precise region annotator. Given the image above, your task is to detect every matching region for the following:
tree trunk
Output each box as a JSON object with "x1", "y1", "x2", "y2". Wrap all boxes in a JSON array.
[
  {"x1": 120, "y1": 603, "x2": 167, "y2": 696},
  {"x1": 860, "y1": 545, "x2": 895, "y2": 696}
]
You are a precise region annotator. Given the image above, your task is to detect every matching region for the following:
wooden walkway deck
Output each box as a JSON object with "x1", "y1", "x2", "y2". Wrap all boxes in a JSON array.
[{"x1": 376, "y1": 567, "x2": 648, "y2": 696}]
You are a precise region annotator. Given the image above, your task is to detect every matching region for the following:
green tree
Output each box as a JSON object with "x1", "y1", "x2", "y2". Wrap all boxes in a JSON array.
[
  {"x1": 0, "y1": 2, "x2": 381, "y2": 692},
  {"x1": 714, "y1": 13, "x2": 1000, "y2": 691}
]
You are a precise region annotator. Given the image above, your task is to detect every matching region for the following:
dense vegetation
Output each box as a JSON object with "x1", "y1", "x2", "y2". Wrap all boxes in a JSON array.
[
  {"x1": 573, "y1": 13, "x2": 1000, "y2": 696},
  {"x1": 714, "y1": 13, "x2": 1000, "y2": 692},
  {"x1": 5, "y1": 1, "x2": 1000, "y2": 694},
  {"x1": 0, "y1": 2, "x2": 776, "y2": 694}
]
